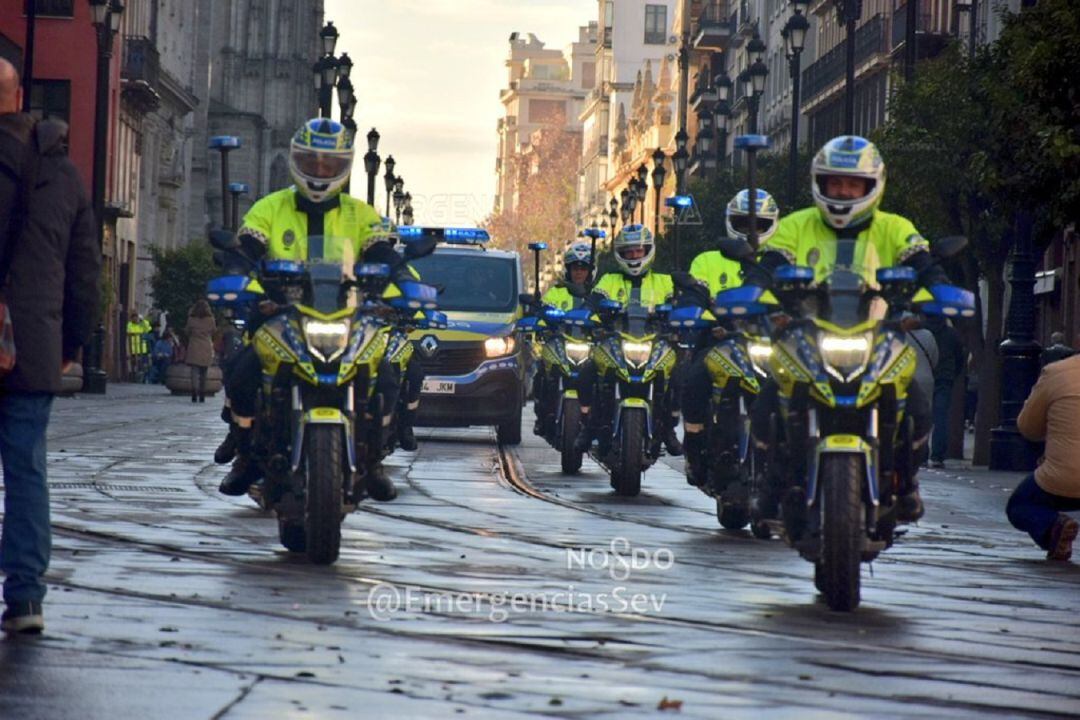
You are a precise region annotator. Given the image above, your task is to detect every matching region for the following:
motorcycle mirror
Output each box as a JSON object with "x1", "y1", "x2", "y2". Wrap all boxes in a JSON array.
[
  {"x1": 519, "y1": 292, "x2": 536, "y2": 306},
  {"x1": 209, "y1": 228, "x2": 239, "y2": 251},
  {"x1": 932, "y1": 236, "x2": 968, "y2": 259},
  {"x1": 670, "y1": 271, "x2": 699, "y2": 290},
  {"x1": 403, "y1": 236, "x2": 438, "y2": 260},
  {"x1": 717, "y1": 237, "x2": 754, "y2": 262}
]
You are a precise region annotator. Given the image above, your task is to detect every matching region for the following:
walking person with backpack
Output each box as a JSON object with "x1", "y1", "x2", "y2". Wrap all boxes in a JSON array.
[{"x1": 0, "y1": 57, "x2": 100, "y2": 634}]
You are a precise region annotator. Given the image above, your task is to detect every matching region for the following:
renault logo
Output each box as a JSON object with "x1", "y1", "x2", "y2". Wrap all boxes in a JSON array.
[{"x1": 419, "y1": 335, "x2": 439, "y2": 357}]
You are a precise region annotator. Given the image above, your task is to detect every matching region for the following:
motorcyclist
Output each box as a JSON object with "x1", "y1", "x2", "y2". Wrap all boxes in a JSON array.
[
  {"x1": 680, "y1": 189, "x2": 780, "y2": 487},
  {"x1": 572, "y1": 225, "x2": 682, "y2": 456},
  {"x1": 752, "y1": 135, "x2": 948, "y2": 523},
  {"x1": 217, "y1": 117, "x2": 401, "y2": 501},
  {"x1": 533, "y1": 241, "x2": 594, "y2": 435}
]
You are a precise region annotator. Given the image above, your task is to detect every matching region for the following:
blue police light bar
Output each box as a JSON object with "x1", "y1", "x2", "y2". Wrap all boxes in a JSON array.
[
  {"x1": 398, "y1": 226, "x2": 490, "y2": 244},
  {"x1": 228, "y1": 182, "x2": 250, "y2": 194},
  {"x1": 528, "y1": 242, "x2": 547, "y2": 251},
  {"x1": 583, "y1": 228, "x2": 606, "y2": 239},
  {"x1": 209, "y1": 136, "x2": 241, "y2": 150},
  {"x1": 734, "y1": 134, "x2": 771, "y2": 150},
  {"x1": 665, "y1": 195, "x2": 693, "y2": 208}
]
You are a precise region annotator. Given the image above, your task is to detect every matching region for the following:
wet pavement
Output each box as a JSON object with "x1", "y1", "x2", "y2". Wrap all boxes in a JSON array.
[{"x1": 1, "y1": 384, "x2": 1078, "y2": 718}]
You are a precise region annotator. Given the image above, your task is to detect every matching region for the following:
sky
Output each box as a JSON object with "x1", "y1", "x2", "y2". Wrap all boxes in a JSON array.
[{"x1": 326, "y1": 0, "x2": 593, "y2": 226}]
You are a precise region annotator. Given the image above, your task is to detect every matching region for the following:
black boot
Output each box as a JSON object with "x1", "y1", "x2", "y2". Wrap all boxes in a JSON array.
[
  {"x1": 663, "y1": 417, "x2": 684, "y2": 456},
  {"x1": 214, "y1": 428, "x2": 238, "y2": 465},
  {"x1": 896, "y1": 480, "x2": 925, "y2": 523},
  {"x1": 219, "y1": 429, "x2": 259, "y2": 496},
  {"x1": 684, "y1": 431, "x2": 707, "y2": 487},
  {"x1": 573, "y1": 415, "x2": 593, "y2": 453},
  {"x1": 366, "y1": 463, "x2": 398, "y2": 501},
  {"x1": 398, "y1": 408, "x2": 418, "y2": 452}
]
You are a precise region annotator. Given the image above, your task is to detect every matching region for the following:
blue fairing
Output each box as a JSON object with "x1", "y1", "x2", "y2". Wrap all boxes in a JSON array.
[
  {"x1": 876, "y1": 266, "x2": 917, "y2": 284},
  {"x1": 355, "y1": 262, "x2": 391, "y2": 278},
  {"x1": 420, "y1": 310, "x2": 448, "y2": 330},
  {"x1": 542, "y1": 307, "x2": 567, "y2": 323},
  {"x1": 668, "y1": 306, "x2": 710, "y2": 329},
  {"x1": 714, "y1": 285, "x2": 770, "y2": 316},
  {"x1": 774, "y1": 265, "x2": 814, "y2": 283},
  {"x1": 516, "y1": 316, "x2": 541, "y2": 332},
  {"x1": 206, "y1": 275, "x2": 262, "y2": 307},
  {"x1": 390, "y1": 281, "x2": 439, "y2": 311},
  {"x1": 920, "y1": 284, "x2": 976, "y2": 318},
  {"x1": 263, "y1": 259, "x2": 305, "y2": 275},
  {"x1": 564, "y1": 308, "x2": 596, "y2": 327}
]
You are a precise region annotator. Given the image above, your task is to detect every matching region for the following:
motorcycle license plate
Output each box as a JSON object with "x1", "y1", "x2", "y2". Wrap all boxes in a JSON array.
[{"x1": 422, "y1": 380, "x2": 456, "y2": 395}]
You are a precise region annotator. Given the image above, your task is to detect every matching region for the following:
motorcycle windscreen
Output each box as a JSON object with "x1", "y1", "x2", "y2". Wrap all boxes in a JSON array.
[
  {"x1": 306, "y1": 235, "x2": 355, "y2": 313},
  {"x1": 819, "y1": 269, "x2": 870, "y2": 326}
]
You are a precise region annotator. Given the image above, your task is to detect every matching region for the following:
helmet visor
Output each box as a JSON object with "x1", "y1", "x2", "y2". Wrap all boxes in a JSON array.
[
  {"x1": 729, "y1": 215, "x2": 775, "y2": 235},
  {"x1": 292, "y1": 149, "x2": 351, "y2": 180},
  {"x1": 817, "y1": 174, "x2": 875, "y2": 202},
  {"x1": 616, "y1": 245, "x2": 651, "y2": 261}
]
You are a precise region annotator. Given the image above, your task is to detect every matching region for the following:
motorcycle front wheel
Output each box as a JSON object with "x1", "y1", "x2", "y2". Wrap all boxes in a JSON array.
[
  {"x1": 612, "y1": 408, "x2": 645, "y2": 497},
  {"x1": 304, "y1": 424, "x2": 344, "y2": 565},
  {"x1": 560, "y1": 398, "x2": 584, "y2": 475},
  {"x1": 820, "y1": 454, "x2": 863, "y2": 611}
]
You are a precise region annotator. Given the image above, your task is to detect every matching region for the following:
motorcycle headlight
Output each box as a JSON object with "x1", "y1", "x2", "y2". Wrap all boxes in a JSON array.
[
  {"x1": 303, "y1": 318, "x2": 350, "y2": 362},
  {"x1": 484, "y1": 336, "x2": 517, "y2": 358},
  {"x1": 621, "y1": 340, "x2": 653, "y2": 368},
  {"x1": 747, "y1": 341, "x2": 773, "y2": 377},
  {"x1": 819, "y1": 333, "x2": 872, "y2": 382},
  {"x1": 564, "y1": 340, "x2": 591, "y2": 365}
]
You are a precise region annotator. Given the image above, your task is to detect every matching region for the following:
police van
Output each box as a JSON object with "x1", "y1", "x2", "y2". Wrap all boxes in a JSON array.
[{"x1": 403, "y1": 227, "x2": 527, "y2": 445}]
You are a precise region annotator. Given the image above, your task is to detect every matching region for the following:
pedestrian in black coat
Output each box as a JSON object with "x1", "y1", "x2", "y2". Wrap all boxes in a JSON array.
[{"x1": 0, "y1": 57, "x2": 101, "y2": 635}]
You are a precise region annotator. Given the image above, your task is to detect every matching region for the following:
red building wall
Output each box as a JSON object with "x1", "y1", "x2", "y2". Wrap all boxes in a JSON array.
[{"x1": 0, "y1": 3, "x2": 121, "y2": 196}]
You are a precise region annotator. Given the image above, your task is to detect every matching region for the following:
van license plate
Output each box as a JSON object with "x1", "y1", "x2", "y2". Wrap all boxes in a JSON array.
[{"x1": 422, "y1": 380, "x2": 456, "y2": 394}]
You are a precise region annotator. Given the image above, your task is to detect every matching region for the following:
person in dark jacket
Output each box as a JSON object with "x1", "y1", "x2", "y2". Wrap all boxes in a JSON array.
[
  {"x1": 1040, "y1": 332, "x2": 1075, "y2": 369},
  {"x1": 926, "y1": 315, "x2": 965, "y2": 468},
  {"x1": 0, "y1": 58, "x2": 100, "y2": 634}
]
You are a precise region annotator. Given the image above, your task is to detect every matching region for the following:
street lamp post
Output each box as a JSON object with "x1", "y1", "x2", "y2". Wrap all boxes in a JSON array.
[
  {"x1": 989, "y1": 211, "x2": 1042, "y2": 471},
  {"x1": 228, "y1": 182, "x2": 250, "y2": 232},
  {"x1": 784, "y1": 4, "x2": 809, "y2": 208},
  {"x1": 636, "y1": 164, "x2": 649, "y2": 225},
  {"x1": 672, "y1": 131, "x2": 689, "y2": 270},
  {"x1": 956, "y1": 0, "x2": 978, "y2": 60},
  {"x1": 735, "y1": 134, "x2": 772, "y2": 249},
  {"x1": 383, "y1": 155, "x2": 396, "y2": 218},
  {"x1": 713, "y1": 74, "x2": 732, "y2": 177},
  {"x1": 748, "y1": 60, "x2": 769, "y2": 136},
  {"x1": 87, "y1": 0, "x2": 124, "y2": 394},
  {"x1": 402, "y1": 193, "x2": 414, "y2": 226},
  {"x1": 651, "y1": 148, "x2": 667, "y2": 239},
  {"x1": 393, "y1": 177, "x2": 406, "y2": 224},
  {"x1": 609, "y1": 196, "x2": 619, "y2": 235},
  {"x1": 834, "y1": 0, "x2": 863, "y2": 134},
  {"x1": 363, "y1": 128, "x2": 381, "y2": 207},
  {"x1": 209, "y1": 136, "x2": 241, "y2": 229}
]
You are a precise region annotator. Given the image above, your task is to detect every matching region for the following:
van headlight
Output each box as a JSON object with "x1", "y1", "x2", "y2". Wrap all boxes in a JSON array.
[
  {"x1": 819, "y1": 333, "x2": 872, "y2": 382},
  {"x1": 564, "y1": 340, "x2": 591, "y2": 365},
  {"x1": 303, "y1": 318, "x2": 350, "y2": 362},
  {"x1": 484, "y1": 336, "x2": 517, "y2": 358},
  {"x1": 621, "y1": 340, "x2": 653, "y2": 368},
  {"x1": 747, "y1": 340, "x2": 773, "y2": 377}
]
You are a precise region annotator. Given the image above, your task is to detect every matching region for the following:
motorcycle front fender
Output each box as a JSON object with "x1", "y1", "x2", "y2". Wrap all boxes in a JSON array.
[
  {"x1": 290, "y1": 406, "x2": 357, "y2": 473},
  {"x1": 806, "y1": 434, "x2": 877, "y2": 508},
  {"x1": 612, "y1": 397, "x2": 652, "y2": 440}
]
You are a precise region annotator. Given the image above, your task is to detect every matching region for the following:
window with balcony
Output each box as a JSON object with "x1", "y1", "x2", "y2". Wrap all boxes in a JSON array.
[
  {"x1": 29, "y1": 80, "x2": 70, "y2": 125},
  {"x1": 604, "y1": 0, "x2": 614, "y2": 46},
  {"x1": 645, "y1": 5, "x2": 668, "y2": 45},
  {"x1": 25, "y1": 0, "x2": 73, "y2": 16}
]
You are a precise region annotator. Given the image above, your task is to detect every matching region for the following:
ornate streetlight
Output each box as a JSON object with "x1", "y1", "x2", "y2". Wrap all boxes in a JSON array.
[
  {"x1": 383, "y1": 155, "x2": 396, "y2": 217},
  {"x1": 363, "y1": 128, "x2": 381, "y2": 206},
  {"x1": 650, "y1": 147, "x2": 667, "y2": 239},
  {"x1": 784, "y1": 5, "x2": 809, "y2": 206}
]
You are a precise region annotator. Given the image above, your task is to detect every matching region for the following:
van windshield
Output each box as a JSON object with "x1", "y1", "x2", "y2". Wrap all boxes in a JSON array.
[{"x1": 410, "y1": 253, "x2": 518, "y2": 313}]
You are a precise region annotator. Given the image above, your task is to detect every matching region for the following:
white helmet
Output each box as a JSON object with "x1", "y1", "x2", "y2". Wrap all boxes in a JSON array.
[
  {"x1": 613, "y1": 224, "x2": 655, "y2": 277},
  {"x1": 563, "y1": 241, "x2": 594, "y2": 281},
  {"x1": 289, "y1": 118, "x2": 354, "y2": 204},
  {"x1": 811, "y1": 135, "x2": 886, "y2": 230},
  {"x1": 726, "y1": 189, "x2": 780, "y2": 245}
]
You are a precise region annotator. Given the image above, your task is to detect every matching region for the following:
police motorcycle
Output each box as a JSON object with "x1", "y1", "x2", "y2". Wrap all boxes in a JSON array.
[
  {"x1": 518, "y1": 243, "x2": 593, "y2": 474},
  {"x1": 668, "y1": 273, "x2": 776, "y2": 529},
  {"x1": 718, "y1": 236, "x2": 973, "y2": 610},
  {"x1": 206, "y1": 232, "x2": 438, "y2": 564},
  {"x1": 570, "y1": 285, "x2": 677, "y2": 496}
]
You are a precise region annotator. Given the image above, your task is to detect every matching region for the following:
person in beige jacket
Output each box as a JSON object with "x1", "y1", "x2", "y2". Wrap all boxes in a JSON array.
[
  {"x1": 1008, "y1": 354, "x2": 1080, "y2": 560},
  {"x1": 184, "y1": 300, "x2": 216, "y2": 403}
]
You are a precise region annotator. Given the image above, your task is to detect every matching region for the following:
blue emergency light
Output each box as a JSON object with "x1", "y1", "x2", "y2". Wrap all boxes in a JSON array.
[
  {"x1": 583, "y1": 228, "x2": 606, "y2": 239},
  {"x1": 734, "y1": 134, "x2": 771, "y2": 150},
  {"x1": 209, "y1": 136, "x2": 241, "y2": 150},
  {"x1": 396, "y1": 227, "x2": 489, "y2": 244},
  {"x1": 665, "y1": 195, "x2": 693, "y2": 208}
]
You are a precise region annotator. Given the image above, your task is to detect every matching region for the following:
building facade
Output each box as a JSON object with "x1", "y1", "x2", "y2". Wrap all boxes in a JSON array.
[{"x1": 494, "y1": 26, "x2": 596, "y2": 217}]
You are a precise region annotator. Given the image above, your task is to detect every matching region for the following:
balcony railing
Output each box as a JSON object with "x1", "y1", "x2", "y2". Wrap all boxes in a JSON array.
[
  {"x1": 122, "y1": 35, "x2": 160, "y2": 88},
  {"x1": 891, "y1": 4, "x2": 940, "y2": 49},
  {"x1": 693, "y1": 2, "x2": 734, "y2": 51},
  {"x1": 801, "y1": 14, "x2": 885, "y2": 104}
]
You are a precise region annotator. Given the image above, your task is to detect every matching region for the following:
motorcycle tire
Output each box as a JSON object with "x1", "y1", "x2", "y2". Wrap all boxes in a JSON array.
[
  {"x1": 612, "y1": 408, "x2": 645, "y2": 497},
  {"x1": 717, "y1": 501, "x2": 749, "y2": 530},
  {"x1": 278, "y1": 517, "x2": 306, "y2": 553},
  {"x1": 560, "y1": 399, "x2": 584, "y2": 475},
  {"x1": 304, "y1": 425, "x2": 344, "y2": 565},
  {"x1": 820, "y1": 454, "x2": 863, "y2": 611},
  {"x1": 496, "y1": 399, "x2": 523, "y2": 446}
]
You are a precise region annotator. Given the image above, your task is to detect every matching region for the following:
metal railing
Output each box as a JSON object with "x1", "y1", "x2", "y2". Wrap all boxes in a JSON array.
[
  {"x1": 801, "y1": 14, "x2": 885, "y2": 103},
  {"x1": 122, "y1": 35, "x2": 160, "y2": 88}
]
